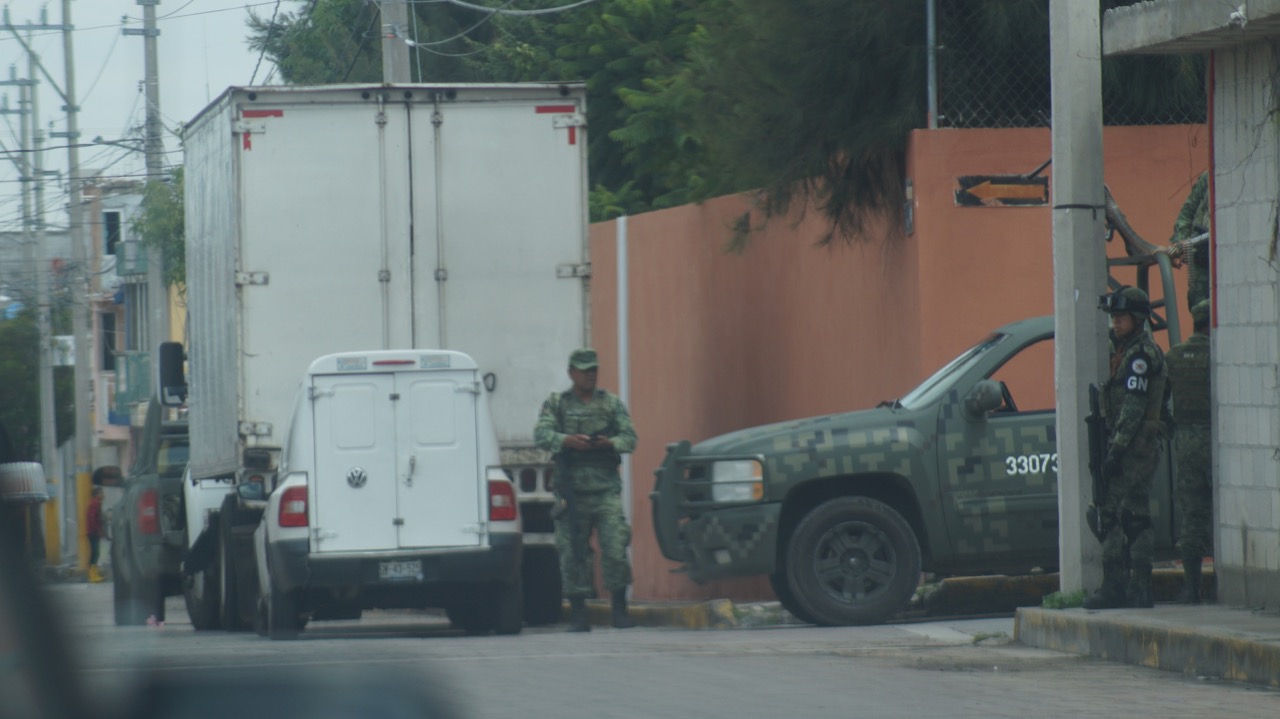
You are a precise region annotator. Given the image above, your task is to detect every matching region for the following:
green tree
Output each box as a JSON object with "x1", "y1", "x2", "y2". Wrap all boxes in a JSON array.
[
  {"x1": 241, "y1": 0, "x2": 1204, "y2": 242},
  {"x1": 0, "y1": 304, "x2": 74, "y2": 461},
  {"x1": 131, "y1": 167, "x2": 185, "y2": 292}
]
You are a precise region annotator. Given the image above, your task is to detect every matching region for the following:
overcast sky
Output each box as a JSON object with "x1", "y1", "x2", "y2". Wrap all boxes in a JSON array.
[{"x1": 0, "y1": 0, "x2": 272, "y2": 231}]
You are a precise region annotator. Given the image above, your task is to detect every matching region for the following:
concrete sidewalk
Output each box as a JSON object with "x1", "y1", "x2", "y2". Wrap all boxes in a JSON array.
[{"x1": 578, "y1": 567, "x2": 1280, "y2": 690}]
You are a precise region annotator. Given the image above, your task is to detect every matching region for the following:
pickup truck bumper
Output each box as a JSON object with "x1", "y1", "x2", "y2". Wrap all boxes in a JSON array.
[
  {"x1": 651, "y1": 441, "x2": 780, "y2": 582},
  {"x1": 267, "y1": 533, "x2": 522, "y2": 596}
]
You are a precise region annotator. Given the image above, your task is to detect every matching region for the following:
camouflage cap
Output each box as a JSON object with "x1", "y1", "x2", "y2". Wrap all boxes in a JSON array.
[
  {"x1": 568, "y1": 348, "x2": 599, "y2": 370},
  {"x1": 1191, "y1": 299, "x2": 1211, "y2": 327}
]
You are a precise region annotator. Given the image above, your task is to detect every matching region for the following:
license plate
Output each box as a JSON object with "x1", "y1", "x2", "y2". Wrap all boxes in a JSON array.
[{"x1": 378, "y1": 560, "x2": 422, "y2": 581}]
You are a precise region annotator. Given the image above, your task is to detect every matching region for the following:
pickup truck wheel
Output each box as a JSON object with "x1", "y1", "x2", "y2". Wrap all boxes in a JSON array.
[
  {"x1": 769, "y1": 571, "x2": 818, "y2": 625},
  {"x1": 785, "y1": 497, "x2": 921, "y2": 626},
  {"x1": 521, "y1": 548, "x2": 562, "y2": 625},
  {"x1": 183, "y1": 566, "x2": 221, "y2": 631}
]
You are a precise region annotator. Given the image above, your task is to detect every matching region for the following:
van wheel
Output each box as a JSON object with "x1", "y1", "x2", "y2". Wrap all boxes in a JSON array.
[
  {"x1": 268, "y1": 586, "x2": 302, "y2": 641},
  {"x1": 184, "y1": 566, "x2": 221, "y2": 631},
  {"x1": 521, "y1": 548, "x2": 562, "y2": 625},
  {"x1": 785, "y1": 496, "x2": 921, "y2": 626},
  {"x1": 494, "y1": 581, "x2": 524, "y2": 636},
  {"x1": 446, "y1": 604, "x2": 490, "y2": 635}
]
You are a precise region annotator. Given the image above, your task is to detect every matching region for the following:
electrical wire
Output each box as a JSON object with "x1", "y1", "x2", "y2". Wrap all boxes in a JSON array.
[
  {"x1": 249, "y1": 0, "x2": 283, "y2": 85},
  {"x1": 441, "y1": 0, "x2": 598, "y2": 17}
]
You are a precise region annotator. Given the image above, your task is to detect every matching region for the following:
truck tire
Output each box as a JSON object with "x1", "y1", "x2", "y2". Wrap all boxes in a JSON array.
[
  {"x1": 183, "y1": 562, "x2": 221, "y2": 631},
  {"x1": 769, "y1": 570, "x2": 818, "y2": 625},
  {"x1": 785, "y1": 496, "x2": 921, "y2": 626},
  {"x1": 521, "y1": 547, "x2": 562, "y2": 625},
  {"x1": 217, "y1": 500, "x2": 249, "y2": 631}
]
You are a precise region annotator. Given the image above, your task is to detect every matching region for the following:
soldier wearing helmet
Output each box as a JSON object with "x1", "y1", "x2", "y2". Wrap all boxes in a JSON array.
[
  {"x1": 1166, "y1": 300, "x2": 1213, "y2": 603},
  {"x1": 1084, "y1": 286, "x2": 1170, "y2": 609}
]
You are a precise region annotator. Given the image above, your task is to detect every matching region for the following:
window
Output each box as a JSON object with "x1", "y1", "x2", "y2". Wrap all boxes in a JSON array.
[
  {"x1": 100, "y1": 313, "x2": 117, "y2": 372},
  {"x1": 104, "y1": 211, "x2": 121, "y2": 256}
]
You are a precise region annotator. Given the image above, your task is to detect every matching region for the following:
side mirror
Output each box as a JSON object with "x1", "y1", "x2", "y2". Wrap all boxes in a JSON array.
[
  {"x1": 236, "y1": 482, "x2": 266, "y2": 502},
  {"x1": 92, "y1": 466, "x2": 123, "y2": 488},
  {"x1": 963, "y1": 380, "x2": 1004, "y2": 418},
  {"x1": 158, "y1": 341, "x2": 187, "y2": 407}
]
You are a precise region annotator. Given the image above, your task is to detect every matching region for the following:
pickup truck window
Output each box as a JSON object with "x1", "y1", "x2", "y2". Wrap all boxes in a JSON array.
[
  {"x1": 899, "y1": 333, "x2": 1008, "y2": 410},
  {"x1": 157, "y1": 439, "x2": 189, "y2": 478},
  {"x1": 988, "y1": 338, "x2": 1056, "y2": 413}
]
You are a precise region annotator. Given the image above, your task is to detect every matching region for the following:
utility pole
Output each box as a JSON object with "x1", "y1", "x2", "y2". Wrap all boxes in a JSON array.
[
  {"x1": 1049, "y1": 0, "x2": 1108, "y2": 596},
  {"x1": 60, "y1": 0, "x2": 92, "y2": 572},
  {"x1": 381, "y1": 0, "x2": 413, "y2": 83},
  {"x1": 124, "y1": 0, "x2": 168, "y2": 355},
  {"x1": 2, "y1": 5, "x2": 69, "y2": 563}
]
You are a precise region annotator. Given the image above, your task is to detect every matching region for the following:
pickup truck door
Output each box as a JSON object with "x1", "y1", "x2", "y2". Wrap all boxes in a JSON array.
[{"x1": 936, "y1": 336, "x2": 1060, "y2": 567}]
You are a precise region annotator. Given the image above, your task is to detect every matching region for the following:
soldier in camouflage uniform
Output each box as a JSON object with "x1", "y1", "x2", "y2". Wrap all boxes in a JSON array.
[
  {"x1": 534, "y1": 348, "x2": 638, "y2": 632},
  {"x1": 1166, "y1": 300, "x2": 1213, "y2": 604},
  {"x1": 1160, "y1": 171, "x2": 1211, "y2": 312},
  {"x1": 1084, "y1": 287, "x2": 1169, "y2": 609}
]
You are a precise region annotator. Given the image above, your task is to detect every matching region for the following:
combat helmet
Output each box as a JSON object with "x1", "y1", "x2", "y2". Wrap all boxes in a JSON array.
[
  {"x1": 1098, "y1": 286, "x2": 1151, "y2": 317},
  {"x1": 1190, "y1": 299, "x2": 1211, "y2": 329}
]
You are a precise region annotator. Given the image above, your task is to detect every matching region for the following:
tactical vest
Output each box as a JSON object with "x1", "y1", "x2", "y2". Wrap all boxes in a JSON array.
[
  {"x1": 1105, "y1": 333, "x2": 1167, "y2": 429},
  {"x1": 1166, "y1": 334, "x2": 1211, "y2": 425}
]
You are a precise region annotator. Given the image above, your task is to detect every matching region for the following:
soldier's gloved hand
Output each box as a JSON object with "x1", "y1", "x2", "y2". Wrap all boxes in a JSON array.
[{"x1": 1102, "y1": 452, "x2": 1122, "y2": 480}]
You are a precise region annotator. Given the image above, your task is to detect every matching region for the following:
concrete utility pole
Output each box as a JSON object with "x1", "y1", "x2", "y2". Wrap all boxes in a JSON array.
[
  {"x1": 58, "y1": 0, "x2": 90, "y2": 571},
  {"x1": 381, "y1": 0, "x2": 413, "y2": 83},
  {"x1": 1049, "y1": 1, "x2": 1109, "y2": 595},
  {"x1": 2, "y1": 5, "x2": 72, "y2": 563},
  {"x1": 125, "y1": 0, "x2": 169, "y2": 353}
]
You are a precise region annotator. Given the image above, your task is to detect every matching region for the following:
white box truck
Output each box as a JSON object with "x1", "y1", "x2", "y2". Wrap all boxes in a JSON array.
[
  {"x1": 168, "y1": 83, "x2": 589, "y2": 631},
  {"x1": 251, "y1": 350, "x2": 522, "y2": 639}
]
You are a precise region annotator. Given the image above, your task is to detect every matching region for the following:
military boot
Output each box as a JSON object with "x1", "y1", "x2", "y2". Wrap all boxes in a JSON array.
[
  {"x1": 1175, "y1": 557, "x2": 1202, "y2": 604},
  {"x1": 567, "y1": 597, "x2": 591, "y2": 633},
  {"x1": 611, "y1": 588, "x2": 636, "y2": 629},
  {"x1": 1082, "y1": 563, "x2": 1127, "y2": 609},
  {"x1": 1127, "y1": 565, "x2": 1154, "y2": 608}
]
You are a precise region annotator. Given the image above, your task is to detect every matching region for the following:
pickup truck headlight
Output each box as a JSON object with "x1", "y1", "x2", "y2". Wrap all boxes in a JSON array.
[{"x1": 710, "y1": 460, "x2": 764, "y2": 502}]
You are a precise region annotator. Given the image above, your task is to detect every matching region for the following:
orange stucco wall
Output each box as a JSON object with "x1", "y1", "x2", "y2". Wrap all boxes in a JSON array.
[{"x1": 589, "y1": 125, "x2": 1207, "y2": 601}]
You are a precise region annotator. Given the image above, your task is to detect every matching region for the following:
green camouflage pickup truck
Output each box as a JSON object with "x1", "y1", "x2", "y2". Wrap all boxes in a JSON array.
[{"x1": 651, "y1": 315, "x2": 1179, "y2": 626}]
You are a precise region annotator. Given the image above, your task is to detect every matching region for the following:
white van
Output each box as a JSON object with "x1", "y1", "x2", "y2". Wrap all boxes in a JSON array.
[{"x1": 252, "y1": 350, "x2": 522, "y2": 639}]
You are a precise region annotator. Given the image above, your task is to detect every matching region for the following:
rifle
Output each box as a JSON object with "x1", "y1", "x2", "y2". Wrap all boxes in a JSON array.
[{"x1": 1084, "y1": 383, "x2": 1110, "y2": 540}]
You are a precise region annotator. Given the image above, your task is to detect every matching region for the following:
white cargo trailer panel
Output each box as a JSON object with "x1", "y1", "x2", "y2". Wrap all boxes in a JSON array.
[{"x1": 183, "y1": 84, "x2": 589, "y2": 480}]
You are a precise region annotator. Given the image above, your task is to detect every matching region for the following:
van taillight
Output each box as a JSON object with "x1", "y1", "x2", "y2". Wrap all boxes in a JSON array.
[
  {"x1": 488, "y1": 480, "x2": 517, "y2": 522},
  {"x1": 279, "y1": 486, "x2": 308, "y2": 528},
  {"x1": 137, "y1": 489, "x2": 160, "y2": 535}
]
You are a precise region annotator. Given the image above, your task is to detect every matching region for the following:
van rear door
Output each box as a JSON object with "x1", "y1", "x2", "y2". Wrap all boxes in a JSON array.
[
  {"x1": 310, "y1": 368, "x2": 483, "y2": 554},
  {"x1": 393, "y1": 370, "x2": 483, "y2": 549}
]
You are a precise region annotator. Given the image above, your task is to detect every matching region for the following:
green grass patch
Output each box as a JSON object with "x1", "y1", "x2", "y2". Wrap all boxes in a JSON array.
[{"x1": 1041, "y1": 589, "x2": 1086, "y2": 609}]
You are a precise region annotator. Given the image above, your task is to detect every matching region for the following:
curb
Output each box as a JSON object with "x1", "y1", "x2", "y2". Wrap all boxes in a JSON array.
[{"x1": 1015, "y1": 606, "x2": 1280, "y2": 689}]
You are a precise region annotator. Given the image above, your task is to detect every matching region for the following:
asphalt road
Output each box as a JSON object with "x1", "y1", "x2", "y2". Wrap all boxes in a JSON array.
[{"x1": 49, "y1": 584, "x2": 1280, "y2": 719}]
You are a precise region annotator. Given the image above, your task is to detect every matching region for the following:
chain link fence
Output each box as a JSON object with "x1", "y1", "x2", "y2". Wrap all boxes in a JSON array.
[{"x1": 934, "y1": 1, "x2": 1207, "y2": 129}]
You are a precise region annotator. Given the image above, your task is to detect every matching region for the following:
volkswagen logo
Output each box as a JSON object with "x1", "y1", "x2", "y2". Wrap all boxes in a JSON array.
[{"x1": 346, "y1": 467, "x2": 368, "y2": 489}]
